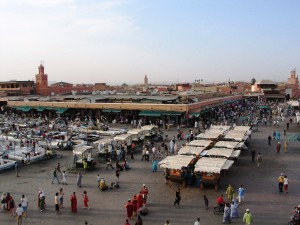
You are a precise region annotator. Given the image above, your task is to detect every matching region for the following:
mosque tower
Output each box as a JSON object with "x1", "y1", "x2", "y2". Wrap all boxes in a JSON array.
[{"x1": 35, "y1": 62, "x2": 49, "y2": 96}]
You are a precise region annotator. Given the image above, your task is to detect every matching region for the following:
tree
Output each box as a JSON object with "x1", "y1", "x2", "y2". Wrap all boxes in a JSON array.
[{"x1": 251, "y1": 78, "x2": 256, "y2": 85}]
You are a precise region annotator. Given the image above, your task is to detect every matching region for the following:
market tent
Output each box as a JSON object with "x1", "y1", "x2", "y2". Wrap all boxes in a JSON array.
[
  {"x1": 204, "y1": 148, "x2": 241, "y2": 159},
  {"x1": 214, "y1": 141, "x2": 246, "y2": 150},
  {"x1": 195, "y1": 132, "x2": 223, "y2": 140},
  {"x1": 187, "y1": 140, "x2": 213, "y2": 148},
  {"x1": 189, "y1": 111, "x2": 200, "y2": 117},
  {"x1": 139, "y1": 110, "x2": 161, "y2": 117},
  {"x1": 210, "y1": 125, "x2": 231, "y2": 131},
  {"x1": 34, "y1": 107, "x2": 46, "y2": 112},
  {"x1": 114, "y1": 133, "x2": 135, "y2": 142},
  {"x1": 73, "y1": 145, "x2": 93, "y2": 155},
  {"x1": 158, "y1": 155, "x2": 195, "y2": 170},
  {"x1": 194, "y1": 158, "x2": 234, "y2": 174},
  {"x1": 223, "y1": 131, "x2": 248, "y2": 142},
  {"x1": 178, "y1": 146, "x2": 205, "y2": 155}
]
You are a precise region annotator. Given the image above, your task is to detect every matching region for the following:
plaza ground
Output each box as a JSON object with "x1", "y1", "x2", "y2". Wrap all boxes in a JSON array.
[{"x1": 0, "y1": 121, "x2": 299, "y2": 225}]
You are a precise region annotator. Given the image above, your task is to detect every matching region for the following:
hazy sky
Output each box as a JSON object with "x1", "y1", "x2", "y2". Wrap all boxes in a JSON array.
[{"x1": 1, "y1": 0, "x2": 300, "y2": 85}]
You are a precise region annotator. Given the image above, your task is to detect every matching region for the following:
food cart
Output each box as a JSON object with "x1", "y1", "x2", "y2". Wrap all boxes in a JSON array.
[
  {"x1": 194, "y1": 157, "x2": 234, "y2": 191},
  {"x1": 202, "y1": 148, "x2": 241, "y2": 160},
  {"x1": 141, "y1": 125, "x2": 162, "y2": 141},
  {"x1": 93, "y1": 139, "x2": 116, "y2": 159},
  {"x1": 127, "y1": 129, "x2": 146, "y2": 146},
  {"x1": 158, "y1": 155, "x2": 196, "y2": 182},
  {"x1": 73, "y1": 146, "x2": 96, "y2": 170}
]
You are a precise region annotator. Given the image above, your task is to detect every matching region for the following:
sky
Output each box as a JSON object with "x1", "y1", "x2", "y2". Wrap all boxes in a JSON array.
[{"x1": 0, "y1": 0, "x2": 300, "y2": 85}]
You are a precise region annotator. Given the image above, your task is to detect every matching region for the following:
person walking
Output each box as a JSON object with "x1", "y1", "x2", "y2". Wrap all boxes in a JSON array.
[
  {"x1": 135, "y1": 215, "x2": 143, "y2": 225},
  {"x1": 20, "y1": 194, "x2": 28, "y2": 218},
  {"x1": 257, "y1": 152, "x2": 262, "y2": 167},
  {"x1": 15, "y1": 162, "x2": 19, "y2": 177},
  {"x1": 174, "y1": 188, "x2": 181, "y2": 207},
  {"x1": 250, "y1": 149, "x2": 256, "y2": 162},
  {"x1": 52, "y1": 167, "x2": 60, "y2": 184},
  {"x1": 59, "y1": 188, "x2": 64, "y2": 209},
  {"x1": 238, "y1": 185, "x2": 245, "y2": 203},
  {"x1": 62, "y1": 171, "x2": 67, "y2": 185},
  {"x1": 222, "y1": 202, "x2": 231, "y2": 224},
  {"x1": 276, "y1": 142, "x2": 281, "y2": 154},
  {"x1": 70, "y1": 192, "x2": 77, "y2": 213},
  {"x1": 203, "y1": 195, "x2": 209, "y2": 210},
  {"x1": 194, "y1": 218, "x2": 201, "y2": 225},
  {"x1": 106, "y1": 157, "x2": 114, "y2": 170},
  {"x1": 284, "y1": 140, "x2": 288, "y2": 153},
  {"x1": 16, "y1": 204, "x2": 24, "y2": 225},
  {"x1": 40, "y1": 191, "x2": 46, "y2": 212},
  {"x1": 278, "y1": 173, "x2": 284, "y2": 193},
  {"x1": 243, "y1": 209, "x2": 253, "y2": 225},
  {"x1": 165, "y1": 220, "x2": 170, "y2": 225},
  {"x1": 268, "y1": 135, "x2": 272, "y2": 146},
  {"x1": 152, "y1": 158, "x2": 158, "y2": 172},
  {"x1": 83, "y1": 191, "x2": 90, "y2": 209},
  {"x1": 225, "y1": 184, "x2": 234, "y2": 203},
  {"x1": 76, "y1": 172, "x2": 82, "y2": 188},
  {"x1": 284, "y1": 175, "x2": 289, "y2": 194},
  {"x1": 125, "y1": 199, "x2": 133, "y2": 220},
  {"x1": 54, "y1": 192, "x2": 60, "y2": 214}
]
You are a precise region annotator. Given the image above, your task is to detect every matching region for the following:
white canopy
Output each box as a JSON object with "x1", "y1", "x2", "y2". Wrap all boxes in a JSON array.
[
  {"x1": 188, "y1": 140, "x2": 213, "y2": 148},
  {"x1": 73, "y1": 145, "x2": 93, "y2": 155},
  {"x1": 223, "y1": 131, "x2": 248, "y2": 142},
  {"x1": 114, "y1": 133, "x2": 135, "y2": 142},
  {"x1": 214, "y1": 141, "x2": 246, "y2": 149},
  {"x1": 195, "y1": 132, "x2": 223, "y2": 140},
  {"x1": 204, "y1": 148, "x2": 241, "y2": 159},
  {"x1": 194, "y1": 158, "x2": 234, "y2": 173},
  {"x1": 178, "y1": 146, "x2": 205, "y2": 155},
  {"x1": 141, "y1": 125, "x2": 158, "y2": 131},
  {"x1": 158, "y1": 155, "x2": 194, "y2": 170},
  {"x1": 93, "y1": 139, "x2": 115, "y2": 146}
]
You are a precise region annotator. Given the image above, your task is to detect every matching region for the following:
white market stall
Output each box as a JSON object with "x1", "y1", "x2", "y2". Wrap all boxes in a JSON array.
[
  {"x1": 202, "y1": 148, "x2": 241, "y2": 160},
  {"x1": 178, "y1": 146, "x2": 205, "y2": 156},
  {"x1": 188, "y1": 140, "x2": 213, "y2": 149},
  {"x1": 214, "y1": 141, "x2": 247, "y2": 150},
  {"x1": 194, "y1": 157, "x2": 234, "y2": 191},
  {"x1": 158, "y1": 155, "x2": 196, "y2": 182}
]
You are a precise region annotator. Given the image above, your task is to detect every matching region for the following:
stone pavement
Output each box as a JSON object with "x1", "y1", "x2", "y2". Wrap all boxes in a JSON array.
[{"x1": 0, "y1": 122, "x2": 299, "y2": 225}]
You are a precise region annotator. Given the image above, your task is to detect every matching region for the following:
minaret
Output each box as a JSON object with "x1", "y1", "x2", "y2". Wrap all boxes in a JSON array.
[
  {"x1": 144, "y1": 74, "x2": 148, "y2": 86},
  {"x1": 35, "y1": 62, "x2": 49, "y2": 96}
]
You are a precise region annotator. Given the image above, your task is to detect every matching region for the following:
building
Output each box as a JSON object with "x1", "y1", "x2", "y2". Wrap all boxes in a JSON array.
[
  {"x1": 251, "y1": 80, "x2": 284, "y2": 99},
  {"x1": 0, "y1": 80, "x2": 35, "y2": 96},
  {"x1": 35, "y1": 63, "x2": 49, "y2": 96},
  {"x1": 144, "y1": 75, "x2": 148, "y2": 86},
  {"x1": 94, "y1": 83, "x2": 108, "y2": 91},
  {"x1": 286, "y1": 69, "x2": 300, "y2": 99}
]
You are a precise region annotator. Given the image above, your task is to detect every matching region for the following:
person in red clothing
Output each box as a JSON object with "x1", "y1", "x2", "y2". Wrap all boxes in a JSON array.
[
  {"x1": 70, "y1": 192, "x2": 77, "y2": 213},
  {"x1": 141, "y1": 184, "x2": 148, "y2": 205},
  {"x1": 216, "y1": 194, "x2": 225, "y2": 209},
  {"x1": 83, "y1": 191, "x2": 90, "y2": 209},
  {"x1": 125, "y1": 219, "x2": 131, "y2": 225},
  {"x1": 132, "y1": 195, "x2": 138, "y2": 216},
  {"x1": 125, "y1": 199, "x2": 133, "y2": 220},
  {"x1": 136, "y1": 192, "x2": 143, "y2": 210}
]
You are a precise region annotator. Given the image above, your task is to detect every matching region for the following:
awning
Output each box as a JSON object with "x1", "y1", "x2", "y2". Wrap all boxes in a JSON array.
[
  {"x1": 35, "y1": 107, "x2": 46, "y2": 112},
  {"x1": 15, "y1": 106, "x2": 32, "y2": 112},
  {"x1": 139, "y1": 110, "x2": 161, "y2": 117},
  {"x1": 102, "y1": 109, "x2": 121, "y2": 113},
  {"x1": 189, "y1": 111, "x2": 200, "y2": 117},
  {"x1": 162, "y1": 111, "x2": 181, "y2": 116},
  {"x1": 56, "y1": 108, "x2": 67, "y2": 113}
]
